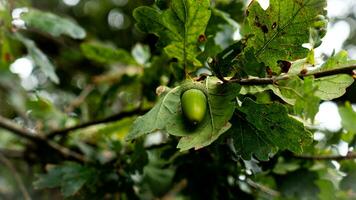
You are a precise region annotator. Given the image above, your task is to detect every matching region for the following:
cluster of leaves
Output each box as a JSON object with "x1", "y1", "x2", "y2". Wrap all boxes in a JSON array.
[{"x1": 0, "y1": 0, "x2": 356, "y2": 199}]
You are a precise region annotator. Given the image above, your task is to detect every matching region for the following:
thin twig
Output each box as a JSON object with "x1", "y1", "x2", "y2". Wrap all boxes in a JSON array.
[
  {"x1": 293, "y1": 151, "x2": 356, "y2": 161},
  {"x1": 47, "y1": 108, "x2": 149, "y2": 139},
  {"x1": 65, "y1": 84, "x2": 94, "y2": 113},
  {"x1": 228, "y1": 65, "x2": 356, "y2": 85},
  {"x1": 0, "y1": 116, "x2": 85, "y2": 162},
  {"x1": 230, "y1": 77, "x2": 280, "y2": 85},
  {"x1": 246, "y1": 178, "x2": 280, "y2": 197},
  {"x1": 0, "y1": 152, "x2": 32, "y2": 200}
]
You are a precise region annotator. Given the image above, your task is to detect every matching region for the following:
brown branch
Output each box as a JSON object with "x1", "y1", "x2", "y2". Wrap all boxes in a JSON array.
[
  {"x1": 0, "y1": 107, "x2": 150, "y2": 161},
  {"x1": 0, "y1": 116, "x2": 85, "y2": 162},
  {"x1": 0, "y1": 148, "x2": 24, "y2": 159},
  {"x1": 308, "y1": 65, "x2": 356, "y2": 78},
  {"x1": 293, "y1": 151, "x2": 356, "y2": 161},
  {"x1": 47, "y1": 108, "x2": 149, "y2": 139},
  {"x1": 0, "y1": 115, "x2": 43, "y2": 142},
  {"x1": 228, "y1": 65, "x2": 356, "y2": 85}
]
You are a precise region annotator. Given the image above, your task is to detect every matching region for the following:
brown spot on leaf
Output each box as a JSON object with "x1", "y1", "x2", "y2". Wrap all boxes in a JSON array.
[
  {"x1": 300, "y1": 69, "x2": 308, "y2": 75},
  {"x1": 4, "y1": 53, "x2": 11, "y2": 62},
  {"x1": 261, "y1": 25, "x2": 268, "y2": 33},
  {"x1": 254, "y1": 21, "x2": 261, "y2": 27},
  {"x1": 266, "y1": 66, "x2": 273, "y2": 76},
  {"x1": 277, "y1": 60, "x2": 291, "y2": 73},
  {"x1": 198, "y1": 34, "x2": 206, "y2": 43}
]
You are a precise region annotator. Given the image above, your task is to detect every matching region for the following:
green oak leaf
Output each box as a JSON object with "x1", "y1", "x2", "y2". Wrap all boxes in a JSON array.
[
  {"x1": 278, "y1": 169, "x2": 319, "y2": 200},
  {"x1": 339, "y1": 102, "x2": 356, "y2": 134},
  {"x1": 34, "y1": 162, "x2": 96, "y2": 198},
  {"x1": 278, "y1": 76, "x2": 320, "y2": 121},
  {"x1": 240, "y1": 84, "x2": 296, "y2": 105},
  {"x1": 21, "y1": 9, "x2": 86, "y2": 39},
  {"x1": 241, "y1": 76, "x2": 319, "y2": 122},
  {"x1": 314, "y1": 51, "x2": 356, "y2": 100},
  {"x1": 133, "y1": 0, "x2": 211, "y2": 67},
  {"x1": 319, "y1": 50, "x2": 356, "y2": 70},
  {"x1": 169, "y1": 77, "x2": 240, "y2": 151},
  {"x1": 241, "y1": 75, "x2": 320, "y2": 121},
  {"x1": 314, "y1": 75, "x2": 354, "y2": 100},
  {"x1": 237, "y1": 98, "x2": 312, "y2": 154},
  {"x1": 229, "y1": 113, "x2": 276, "y2": 161},
  {"x1": 125, "y1": 86, "x2": 176, "y2": 141},
  {"x1": 238, "y1": 48, "x2": 266, "y2": 77},
  {"x1": 288, "y1": 58, "x2": 310, "y2": 75},
  {"x1": 209, "y1": 41, "x2": 245, "y2": 78},
  {"x1": 126, "y1": 77, "x2": 240, "y2": 151},
  {"x1": 294, "y1": 77, "x2": 320, "y2": 121},
  {"x1": 245, "y1": 0, "x2": 326, "y2": 71}
]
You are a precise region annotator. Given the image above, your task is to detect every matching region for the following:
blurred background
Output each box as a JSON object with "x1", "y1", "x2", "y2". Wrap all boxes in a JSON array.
[{"x1": 0, "y1": 0, "x2": 356, "y2": 199}]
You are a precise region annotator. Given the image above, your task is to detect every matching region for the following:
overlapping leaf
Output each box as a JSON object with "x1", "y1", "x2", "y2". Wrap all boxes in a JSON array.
[
  {"x1": 240, "y1": 82, "x2": 295, "y2": 105},
  {"x1": 125, "y1": 85, "x2": 176, "y2": 141},
  {"x1": 241, "y1": 76, "x2": 320, "y2": 121},
  {"x1": 293, "y1": 77, "x2": 320, "y2": 121},
  {"x1": 245, "y1": 0, "x2": 326, "y2": 71},
  {"x1": 278, "y1": 169, "x2": 319, "y2": 199},
  {"x1": 314, "y1": 75, "x2": 353, "y2": 100},
  {"x1": 229, "y1": 114, "x2": 276, "y2": 161},
  {"x1": 34, "y1": 162, "x2": 97, "y2": 197},
  {"x1": 339, "y1": 102, "x2": 356, "y2": 134},
  {"x1": 233, "y1": 98, "x2": 312, "y2": 159},
  {"x1": 313, "y1": 51, "x2": 356, "y2": 100},
  {"x1": 126, "y1": 77, "x2": 240, "y2": 151},
  {"x1": 133, "y1": 0, "x2": 211, "y2": 67}
]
